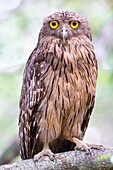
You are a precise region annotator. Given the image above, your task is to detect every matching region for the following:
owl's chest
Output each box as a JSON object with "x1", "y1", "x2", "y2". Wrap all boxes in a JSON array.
[
  {"x1": 42, "y1": 62, "x2": 90, "y2": 122},
  {"x1": 36, "y1": 47, "x2": 96, "y2": 123},
  {"x1": 43, "y1": 47, "x2": 92, "y2": 92},
  {"x1": 43, "y1": 53, "x2": 89, "y2": 105}
]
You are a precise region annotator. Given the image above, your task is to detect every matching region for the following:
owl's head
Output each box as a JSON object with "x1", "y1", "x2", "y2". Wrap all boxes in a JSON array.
[{"x1": 39, "y1": 11, "x2": 92, "y2": 44}]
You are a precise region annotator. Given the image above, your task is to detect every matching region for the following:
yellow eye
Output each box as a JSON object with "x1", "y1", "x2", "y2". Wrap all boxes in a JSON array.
[
  {"x1": 49, "y1": 20, "x2": 59, "y2": 29},
  {"x1": 70, "y1": 20, "x2": 79, "y2": 29}
]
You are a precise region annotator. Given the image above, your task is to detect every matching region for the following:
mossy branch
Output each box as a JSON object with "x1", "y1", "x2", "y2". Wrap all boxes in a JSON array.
[{"x1": 0, "y1": 147, "x2": 113, "y2": 170}]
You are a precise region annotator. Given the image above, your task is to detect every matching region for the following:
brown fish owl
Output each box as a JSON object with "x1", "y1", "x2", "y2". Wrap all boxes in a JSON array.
[{"x1": 19, "y1": 11, "x2": 100, "y2": 160}]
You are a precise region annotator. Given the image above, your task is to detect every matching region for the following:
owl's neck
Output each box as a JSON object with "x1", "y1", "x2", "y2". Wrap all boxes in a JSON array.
[{"x1": 37, "y1": 35, "x2": 94, "y2": 71}]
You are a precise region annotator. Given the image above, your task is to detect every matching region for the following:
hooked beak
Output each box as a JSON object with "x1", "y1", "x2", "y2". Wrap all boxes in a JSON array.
[{"x1": 61, "y1": 25, "x2": 68, "y2": 43}]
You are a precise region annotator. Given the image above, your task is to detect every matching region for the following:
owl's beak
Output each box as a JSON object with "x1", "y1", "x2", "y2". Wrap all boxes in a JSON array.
[{"x1": 61, "y1": 25, "x2": 68, "y2": 42}]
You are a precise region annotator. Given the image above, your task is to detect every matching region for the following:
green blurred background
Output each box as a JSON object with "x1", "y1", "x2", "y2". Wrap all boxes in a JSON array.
[{"x1": 0, "y1": 0, "x2": 113, "y2": 164}]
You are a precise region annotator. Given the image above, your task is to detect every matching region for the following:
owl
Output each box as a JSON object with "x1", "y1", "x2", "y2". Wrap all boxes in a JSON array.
[{"x1": 19, "y1": 11, "x2": 101, "y2": 161}]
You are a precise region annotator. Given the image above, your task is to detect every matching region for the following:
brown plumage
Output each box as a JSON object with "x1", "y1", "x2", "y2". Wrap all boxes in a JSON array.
[{"x1": 19, "y1": 11, "x2": 100, "y2": 160}]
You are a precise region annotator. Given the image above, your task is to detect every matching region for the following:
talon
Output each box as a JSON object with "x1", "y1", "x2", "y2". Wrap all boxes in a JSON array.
[
  {"x1": 86, "y1": 148, "x2": 91, "y2": 154},
  {"x1": 49, "y1": 153, "x2": 55, "y2": 161}
]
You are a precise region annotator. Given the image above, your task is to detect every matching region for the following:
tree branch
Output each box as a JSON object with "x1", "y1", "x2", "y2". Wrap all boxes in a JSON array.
[{"x1": 0, "y1": 147, "x2": 113, "y2": 170}]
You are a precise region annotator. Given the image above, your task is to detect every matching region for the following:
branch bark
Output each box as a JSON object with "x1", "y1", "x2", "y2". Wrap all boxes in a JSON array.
[{"x1": 0, "y1": 147, "x2": 113, "y2": 170}]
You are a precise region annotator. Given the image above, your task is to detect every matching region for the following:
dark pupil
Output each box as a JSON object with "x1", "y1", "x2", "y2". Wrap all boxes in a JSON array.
[
  {"x1": 73, "y1": 22, "x2": 77, "y2": 26},
  {"x1": 52, "y1": 22, "x2": 56, "y2": 26}
]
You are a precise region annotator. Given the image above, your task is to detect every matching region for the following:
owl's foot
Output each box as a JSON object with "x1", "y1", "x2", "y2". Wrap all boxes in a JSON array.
[
  {"x1": 34, "y1": 143, "x2": 55, "y2": 161},
  {"x1": 86, "y1": 143, "x2": 103, "y2": 150},
  {"x1": 74, "y1": 139, "x2": 91, "y2": 154},
  {"x1": 72, "y1": 137, "x2": 102, "y2": 154}
]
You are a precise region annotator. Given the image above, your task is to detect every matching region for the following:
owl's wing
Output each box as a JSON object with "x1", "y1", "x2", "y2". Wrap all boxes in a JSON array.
[
  {"x1": 80, "y1": 44, "x2": 98, "y2": 140},
  {"x1": 19, "y1": 48, "x2": 46, "y2": 159},
  {"x1": 81, "y1": 94, "x2": 95, "y2": 138}
]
